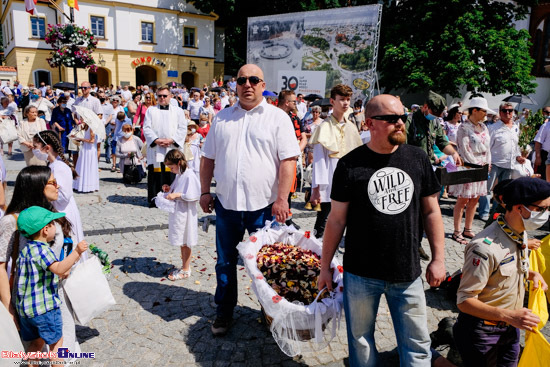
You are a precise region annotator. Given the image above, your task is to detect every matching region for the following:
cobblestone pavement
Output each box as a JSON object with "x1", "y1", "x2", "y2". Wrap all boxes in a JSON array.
[{"x1": 2, "y1": 145, "x2": 549, "y2": 366}]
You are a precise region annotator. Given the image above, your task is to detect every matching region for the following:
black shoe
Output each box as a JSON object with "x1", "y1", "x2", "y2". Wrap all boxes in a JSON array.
[
  {"x1": 148, "y1": 201, "x2": 157, "y2": 208},
  {"x1": 211, "y1": 316, "x2": 231, "y2": 337},
  {"x1": 419, "y1": 246, "x2": 430, "y2": 261},
  {"x1": 285, "y1": 218, "x2": 301, "y2": 230}
]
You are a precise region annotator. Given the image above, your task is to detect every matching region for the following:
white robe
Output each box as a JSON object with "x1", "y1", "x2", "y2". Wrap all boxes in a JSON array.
[
  {"x1": 312, "y1": 143, "x2": 340, "y2": 203},
  {"x1": 143, "y1": 105, "x2": 188, "y2": 167},
  {"x1": 168, "y1": 169, "x2": 200, "y2": 247}
]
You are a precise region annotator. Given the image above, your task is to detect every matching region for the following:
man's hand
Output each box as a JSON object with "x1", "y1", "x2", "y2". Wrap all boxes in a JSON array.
[
  {"x1": 531, "y1": 271, "x2": 548, "y2": 291},
  {"x1": 317, "y1": 267, "x2": 334, "y2": 291},
  {"x1": 426, "y1": 259, "x2": 446, "y2": 287},
  {"x1": 271, "y1": 197, "x2": 289, "y2": 223},
  {"x1": 200, "y1": 193, "x2": 214, "y2": 213},
  {"x1": 528, "y1": 238, "x2": 541, "y2": 250},
  {"x1": 516, "y1": 156, "x2": 526, "y2": 164},
  {"x1": 310, "y1": 187, "x2": 321, "y2": 206},
  {"x1": 504, "y1": 308, "x2": 541, "y2": 330}
]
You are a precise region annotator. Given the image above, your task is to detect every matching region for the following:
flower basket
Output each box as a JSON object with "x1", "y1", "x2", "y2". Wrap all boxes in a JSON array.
[
  {"x1": 237, "y1": 222, "x2": 344, "y2": 357},
  {"x1": 45, "y1": 23, "x2": 98, "y2": 71}
]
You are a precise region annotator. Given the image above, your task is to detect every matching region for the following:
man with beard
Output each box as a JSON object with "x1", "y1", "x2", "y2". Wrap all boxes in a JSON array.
[
  {"x1": 309, "y1": 84, "x2": 362, "y2": 238},
  {"x1": 319, "y1": 94, "x2": 446, "y2": 366}
]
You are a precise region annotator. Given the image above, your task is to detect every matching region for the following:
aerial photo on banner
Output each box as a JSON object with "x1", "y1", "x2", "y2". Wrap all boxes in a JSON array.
[{"x1": 247, "y1": 5, "x2": 382, "y2": 100}]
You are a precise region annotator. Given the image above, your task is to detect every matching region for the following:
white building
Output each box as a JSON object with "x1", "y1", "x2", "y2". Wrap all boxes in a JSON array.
[{"x1": 1, "y1": 0, "x2": 225, "y2": 88}]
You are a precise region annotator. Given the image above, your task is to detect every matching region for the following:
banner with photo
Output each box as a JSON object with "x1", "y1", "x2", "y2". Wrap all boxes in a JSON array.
[{"x1": 247, "y1": 5, "x2": 382, "y2": 102}]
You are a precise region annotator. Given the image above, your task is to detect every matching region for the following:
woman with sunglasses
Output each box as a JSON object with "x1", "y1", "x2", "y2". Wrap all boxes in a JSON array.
[{"x1": 0, "y1": 166, "x2": 86, "y2": 355}]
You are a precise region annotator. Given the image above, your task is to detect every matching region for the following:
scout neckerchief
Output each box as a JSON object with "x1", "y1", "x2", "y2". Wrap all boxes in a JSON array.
[{"x1": 496, "y1": 214, "x2": 529, "y2": 278}]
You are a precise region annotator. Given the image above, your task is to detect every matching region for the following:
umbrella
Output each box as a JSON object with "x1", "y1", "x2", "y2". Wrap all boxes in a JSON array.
[
  {"x1": 190, "y1": 87, "x2": 201, "y2": 92},
  {"x1": 148, "y1": 81, "x2": 161, "y2": 87},
  {"x1": 73, "y1": 106, "x2": 106, "y2": 141},
  {"x1": 53, "y1": 81, "x2": 75, "y2": 89},
  {"x1": 304, "y1": 93, "x2": 323, "y2": 101},
  {"x1": 262, "y1": 90, "x2": 277, "y2": 97},
  {"x1": 210, "y1": 87, "x2": 222, "y2": 93},
  {"x1": 310, "y1": 98, "x2": 332, "y2": 107},
  {"x1": 502, "y1": 94, "x2": 537, "y2": 105}
]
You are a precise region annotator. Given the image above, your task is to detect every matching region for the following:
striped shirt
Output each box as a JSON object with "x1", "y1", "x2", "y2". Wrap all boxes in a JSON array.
[{"x1": 16, "y1": 240, "x2": 60, "y2": 318}]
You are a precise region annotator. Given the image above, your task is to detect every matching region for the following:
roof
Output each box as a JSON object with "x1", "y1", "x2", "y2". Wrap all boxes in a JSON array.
[{"x1": 0, "y1": 66, "x2": 17, "y2": 72}]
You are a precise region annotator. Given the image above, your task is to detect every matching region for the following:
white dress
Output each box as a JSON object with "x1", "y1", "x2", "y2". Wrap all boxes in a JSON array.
[
  {"x1": 50, "y1": 158, "x2": 84, "y2": 243},
  {"x1": 187, "y1": 134, "x2": 202, "y2": 175},
  {"x1": 0, "y1": 154, "x2": 5, "y2": 218},
  {"x1": 73, "y1": 128, "x2": 99, "y2": 192},
  {"x1": 168, "y1": 168, "x2": 200, "y2": 247}
]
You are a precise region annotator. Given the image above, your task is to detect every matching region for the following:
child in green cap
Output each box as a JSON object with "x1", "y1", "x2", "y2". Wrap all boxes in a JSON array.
[{"x1": 15, "y1": 206, "x2": 88, "y2": 364}]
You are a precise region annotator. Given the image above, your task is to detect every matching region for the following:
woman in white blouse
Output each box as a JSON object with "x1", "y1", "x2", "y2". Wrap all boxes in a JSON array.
[{"x1": 17, "y1": 106, "x2": 47, "y2": 166}]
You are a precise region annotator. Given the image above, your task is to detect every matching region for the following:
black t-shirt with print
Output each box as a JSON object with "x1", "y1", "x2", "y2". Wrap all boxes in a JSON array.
[{"x1": 331, "y1": 144, "x2": 440, "y2": 282}]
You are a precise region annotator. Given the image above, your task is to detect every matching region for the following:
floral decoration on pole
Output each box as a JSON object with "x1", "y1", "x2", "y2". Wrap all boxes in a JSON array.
[{"x1": 45, "y1": 23, "x2": 98, "y2": 72}]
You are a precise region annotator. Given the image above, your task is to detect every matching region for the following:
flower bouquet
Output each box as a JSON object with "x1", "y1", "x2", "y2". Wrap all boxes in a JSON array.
[{"x1": 237, "y1": 222, "x2": 344, "y2": 357}]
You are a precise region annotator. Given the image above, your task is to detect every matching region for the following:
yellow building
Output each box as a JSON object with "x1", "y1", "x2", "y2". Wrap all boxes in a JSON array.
[{"x1": 1, "y1": 0, "x2": 225, "y2": 87}]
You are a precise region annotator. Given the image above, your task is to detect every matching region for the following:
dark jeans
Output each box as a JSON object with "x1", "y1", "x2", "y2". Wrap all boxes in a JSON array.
[
  {"x1": 147, "y1": 163, "x2": 175, "y2": 205},
  {"x1": 453, "y1": 312, "x2": 520, "y2": 367},
  {"x1": 214, "y1": 199, "x2": 273, "y2": 318},
  {"x1": 314, "y1": 202, "x2": 331, "y2": 238}
]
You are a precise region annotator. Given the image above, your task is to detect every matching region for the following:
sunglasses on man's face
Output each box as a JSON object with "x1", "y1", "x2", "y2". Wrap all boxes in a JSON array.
[
  {"x1": 370, "y1": 114, "x2": 408, "y2": 123},
  {"x1": 236, "y1": 76, "x2": 263, "y2": 86},
  {"x1": 500, "y1": 109, "x2": 514, "y2": 113}
]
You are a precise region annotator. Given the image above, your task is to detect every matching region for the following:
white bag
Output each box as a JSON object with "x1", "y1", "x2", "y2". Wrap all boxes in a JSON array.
[
  {"x1": 0, "y1": 302, "x2": 24, "y2": 363},
  {"x1": 63, "y1": 256, "x2": 116, "y2": 325},
  {"x1": 237, "y1": 221, "x2": 344, "y2": 357},
  {"x1": 0, "y1": 118, "x2": 18, "y2": 144}
]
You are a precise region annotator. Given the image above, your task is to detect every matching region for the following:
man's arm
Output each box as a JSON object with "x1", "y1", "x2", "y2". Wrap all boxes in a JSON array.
[
  {"x1": 421, "y1": 193, "x2": 446, "y2": 287},
  {"x1": 299, "y1": 132, "x2": 308, "y2": 152},
  {"x1": 441, "y1": 145, "x2": 462, "y2": 166},
  {"x1": 318, "y1": 200, "x2": 349, "y2": 291},
  {"x1": 199, "y1": 157, "x2": 215, "y2": 213},
  {"x1": 272, "y1": 157, "x2": 296, "y2": 222},
  {"x1": 535, "y1": 141, "x2": 543, "y2": 167},
  {"x1": 458, "y1": 298, "x2": 540, "y2": 331}
]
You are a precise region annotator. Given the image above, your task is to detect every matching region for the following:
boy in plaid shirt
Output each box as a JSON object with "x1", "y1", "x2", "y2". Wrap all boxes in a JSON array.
[{"x1": 15, "y1": 206, "x2": 88, "y2": 363}]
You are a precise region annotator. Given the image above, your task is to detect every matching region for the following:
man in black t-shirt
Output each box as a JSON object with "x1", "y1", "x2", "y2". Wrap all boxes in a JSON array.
[{"x1": 318, "y1": 94, "x2": 446, "y2": 367}]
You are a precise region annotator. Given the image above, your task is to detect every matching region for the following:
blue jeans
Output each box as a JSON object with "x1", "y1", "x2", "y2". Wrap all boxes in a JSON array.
[
  {"x1": 214, "y1": 198, "x2": 273, "y2": 318},
  {"x1": 343, "y1": 272, "x2": 431, "y2": 367},
  {"x1": 478, "y1": 165, "x2": 512, "y2": 218}
]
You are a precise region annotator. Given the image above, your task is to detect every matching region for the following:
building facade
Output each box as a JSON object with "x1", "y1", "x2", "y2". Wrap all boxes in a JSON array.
[{"x1": 1, "y1": 0, "x2": 225, "y2": 88}]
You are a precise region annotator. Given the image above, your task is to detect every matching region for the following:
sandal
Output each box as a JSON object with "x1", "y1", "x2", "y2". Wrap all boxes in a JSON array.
[
  {"x1": 111, "y1": 166, "x2": 116, "y2": 172},
  {"x1": 168, "y1": 268, "x2": 192, "y2": 281},
  {"x1": 462, "y1": 228, "x2": 475, "y2": 239},
  {"x1": 452, "y1": 231, "x2": 468, "y2": 245}
]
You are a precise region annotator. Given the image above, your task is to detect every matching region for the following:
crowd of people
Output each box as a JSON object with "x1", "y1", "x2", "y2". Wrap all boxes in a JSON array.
[{"x1": 1, "y1": 65, "x2": 550, "y2": 367}]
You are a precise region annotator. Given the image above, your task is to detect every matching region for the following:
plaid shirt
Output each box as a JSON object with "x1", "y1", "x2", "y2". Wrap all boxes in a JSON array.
[{"x1": 16, "y1": 240, "x2": 60, "y2": 318}]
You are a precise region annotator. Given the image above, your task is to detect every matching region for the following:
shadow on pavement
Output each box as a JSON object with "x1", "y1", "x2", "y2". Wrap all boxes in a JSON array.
[
  {"x1": 425, "y1": 288, "x2": 459, "y2": 312},
  {"x1": 106, "y1": 194, "x2": 148, "y2": 207},
  {"x1": 123, "y1": 281, "x2": 306, "y2": 366},
  {"x1": 75, "y1": 325, "x2": 100, "y2": 343},
  {"x1": 112, "y1": 256, "x2": 174, "y2": 278}
]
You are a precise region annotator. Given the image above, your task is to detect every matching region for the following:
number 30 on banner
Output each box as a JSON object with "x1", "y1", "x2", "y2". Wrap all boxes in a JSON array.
[{"x1": 281, "y1": 75, "x2": 298, "y2": 90}]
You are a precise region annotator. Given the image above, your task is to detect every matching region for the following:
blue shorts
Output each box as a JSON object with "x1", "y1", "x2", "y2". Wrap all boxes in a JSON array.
[
  {"x1": 19, "y1": 308, "x2": 62, "y2": 344},
  {"x1": 111, "y1": 140, "x2": 117, "y2": 155}
]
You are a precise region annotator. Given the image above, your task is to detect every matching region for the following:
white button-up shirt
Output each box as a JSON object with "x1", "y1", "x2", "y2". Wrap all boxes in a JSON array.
[
  {"x1": 202, "y1": 99, "x2": 301, "y2": 211},
  {"x1": 72, "y1": 95, "x2": 102, "y2": 115},
  {"x1": 488, "y1": 120, "x2": 520, "y2": 169},
  {"x1": 535, "y1": 120, "x2": 550, "y2": 152}
]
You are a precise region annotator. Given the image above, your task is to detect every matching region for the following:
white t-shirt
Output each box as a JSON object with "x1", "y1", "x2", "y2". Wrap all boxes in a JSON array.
[{"x1": 202, "y1": 99, "x2": 301, "y2": 211}]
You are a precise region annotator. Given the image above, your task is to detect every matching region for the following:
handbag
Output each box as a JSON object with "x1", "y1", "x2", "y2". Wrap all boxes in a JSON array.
[
  {"x1": 0, "y1": 117, "x2": 18, "y2": 143},
  {"x1": 63, "y1": 256, "x2": 116, "y2": 325},
  {"x1": 123, "y1": 162, "x2": 142, "y2": 184}
]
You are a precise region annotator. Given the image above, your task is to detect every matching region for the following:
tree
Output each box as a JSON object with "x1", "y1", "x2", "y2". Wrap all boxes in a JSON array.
[{"x1": 378, "y1": 0, "x2": 537, "y2": 97}]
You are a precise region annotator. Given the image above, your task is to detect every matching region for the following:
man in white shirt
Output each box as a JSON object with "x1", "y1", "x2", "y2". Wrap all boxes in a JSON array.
[
  {"x1": 200, "y1": 64, "x2": 300, "y2": 337},
  {"x1": 73, "y1": 81, "x2": 104, "y2": 162},
  {"x1": 106, "y1": 96, "x2": 125, "y2": 170},
  {"x1": 121, "y1": 85, "x2": 132, "y2": 102},
  {"x1": 143, "y1": 86, "x2": 188, "y2": 206},
  {"x1": 535, "y1": 107, "x2": 550, "y2": 182},
  {"x1": 220, "y1": 91, "x2": 229, "y2": 109},
  {"x1": 478, "y1": 102, "x2": 524, "y2": 220},
  {"x1": 187, "y1": 92, "x2": 203, "y2": 123},
  {"x1": 296, "y1": 93, "x2": 308, "y2": 120}
]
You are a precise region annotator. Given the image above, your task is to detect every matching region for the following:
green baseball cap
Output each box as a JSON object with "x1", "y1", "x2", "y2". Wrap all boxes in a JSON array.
[
  {"x1": 17, "y1": 206, "x2": 65, "y2": 239},
  {"x1": 426, "y1": 90, "x2": 446, "y2": 116}
]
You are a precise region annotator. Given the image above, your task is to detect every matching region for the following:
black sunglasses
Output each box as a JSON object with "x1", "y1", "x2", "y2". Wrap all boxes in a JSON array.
[
  {"x1": 236, "y1": 76, "x2": 263, "y2": 86},
  {"x1": 500, "y1": 109, "x2": 514, "y2": 113},
  {"x1": 370, "y1": 114, "x2": 408, "y2": 123}
]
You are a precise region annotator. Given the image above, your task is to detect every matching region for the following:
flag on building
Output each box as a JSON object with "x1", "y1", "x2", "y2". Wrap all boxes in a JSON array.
[
  {"x1": 67, "y1": 0, "x2": 79, "y2": 10},
  {"x1": 25, "y1": 0, "x2": 37, "y2": 14}
]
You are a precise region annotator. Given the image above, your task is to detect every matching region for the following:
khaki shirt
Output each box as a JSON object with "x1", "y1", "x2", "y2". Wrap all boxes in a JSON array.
[
  {"x1": 457, "y1": 221, "x2": 525, "y2": 310},
  {"x1": 405, "y1": 110, "x2": 449, "y2": 164}
]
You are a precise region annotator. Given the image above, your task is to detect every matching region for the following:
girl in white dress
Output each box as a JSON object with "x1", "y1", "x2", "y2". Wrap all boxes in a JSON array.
[
  {"x1": 32, "y1": 130, "x2": 85, "y2": 244},
  {"x1": 72, "y1": 119, "x2": 99, "y2": 192},
  {"x1": 162, "y1": 149, "x2": 200, "y2": 280}
]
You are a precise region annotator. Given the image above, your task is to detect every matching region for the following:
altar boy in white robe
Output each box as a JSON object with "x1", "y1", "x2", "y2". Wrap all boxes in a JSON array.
[
  {"x1": 308, "y1": 84, "x2": 362, "y2": 238},
  {"x1": 143, "y1": 86, "x2": 188, "y2": 207}
]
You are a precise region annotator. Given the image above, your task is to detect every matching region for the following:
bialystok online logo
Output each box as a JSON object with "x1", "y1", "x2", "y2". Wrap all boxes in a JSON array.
[{"x1": 2, "y1": 348, "x2": 95, "y2": 360}]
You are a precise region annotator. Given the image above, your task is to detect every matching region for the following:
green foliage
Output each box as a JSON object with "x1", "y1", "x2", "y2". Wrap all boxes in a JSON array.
[
  {"x1": 519, "y1": 110, "x2": 545, "y2": 149},
  {"x1": 311, "y1": 63, "x2": 342, "y2": 96},
  {"x1": 302, "y1": 35, "x2": 330, "y2": 51},
  {"x1": 338, "y1": 46, "x2": 373, "y2": 71}
]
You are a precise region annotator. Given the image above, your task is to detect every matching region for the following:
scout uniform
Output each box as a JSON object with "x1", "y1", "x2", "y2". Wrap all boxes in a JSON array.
[{"x1": 453, "y1": 216, "x2": 529, "y2": 366}]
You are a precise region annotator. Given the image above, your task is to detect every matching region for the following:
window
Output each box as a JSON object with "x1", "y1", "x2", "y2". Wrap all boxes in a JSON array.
[
  {"x1": 30, "y1": 16, "x2": 46, "y2": 39},
  {"x1": 141, "y1": 22, "x2": 154, "y2": 43},
  {"x1": 90, "y1": 16, "x2": 105, "y2": 38},
  {"x1": 184, "y1": 27, "x2": 196, "y2": 47}
]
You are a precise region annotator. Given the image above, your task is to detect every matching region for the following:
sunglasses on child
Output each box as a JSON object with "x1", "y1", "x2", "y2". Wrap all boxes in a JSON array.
[
  {"x1": 236, "y1": 76, "x2": 263, "y2": 86},
  {"x1": 370, "y1": 114, "x2": 408, "y2": 123}
]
